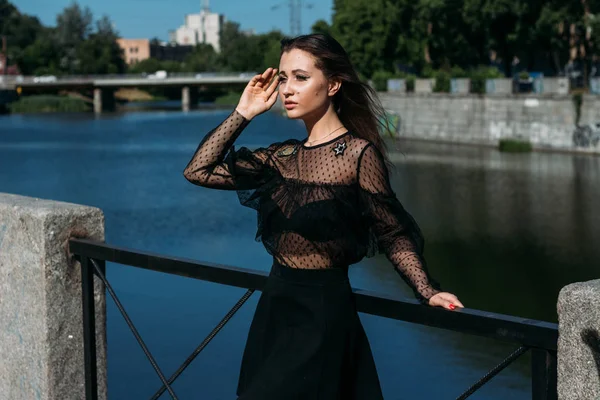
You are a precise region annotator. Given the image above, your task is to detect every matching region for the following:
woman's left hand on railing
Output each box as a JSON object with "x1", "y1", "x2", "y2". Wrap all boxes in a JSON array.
[{"x1": 429, "y1": 292, "x2": 464, "y2": 311}]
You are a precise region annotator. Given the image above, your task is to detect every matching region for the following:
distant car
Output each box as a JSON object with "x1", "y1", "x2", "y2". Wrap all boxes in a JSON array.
[
  {"x1": 195, "y1": 72, "x2": 219, "y2": 78},
  {"x1": 148, "y1": 70, "x2": 168, "y2": 79},
  {"x1": 33, "y1": 75, "x2": 57, "y2": 83}
]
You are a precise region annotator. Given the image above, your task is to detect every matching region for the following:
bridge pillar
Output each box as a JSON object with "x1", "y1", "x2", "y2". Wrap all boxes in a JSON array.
[
  {"x1": 93, "y1": 88, "x2": 115, "y2": 114},
  {"x1": 182, "y1": 86, "x2": 198, "y2": 112},
  {"x1": 557, "y1": 279, "x2": 600, "y2": 399}
]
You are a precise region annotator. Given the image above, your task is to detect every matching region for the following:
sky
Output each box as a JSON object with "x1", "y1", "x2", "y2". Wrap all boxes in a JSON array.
[{"x1": 16, "y1": 0, "x2": 334, "y2": 41}]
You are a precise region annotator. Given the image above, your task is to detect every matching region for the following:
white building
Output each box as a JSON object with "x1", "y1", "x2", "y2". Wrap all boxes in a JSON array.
[{"x1": 172, "y1": 7, "x2": 224, "y2": 52}]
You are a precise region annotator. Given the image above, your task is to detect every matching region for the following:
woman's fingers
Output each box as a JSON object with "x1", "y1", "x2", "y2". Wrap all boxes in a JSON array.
[
  {"x1": 430, "y1": 292, "x2": 464, "y2": 310},
  {"x1": 248, "y1": 74, "x2": 262, "y2": 87},
  {"x1": 255, "y1": 67, "x2": 274, "y2": 88},
  {"x1": 266, "y1": 86, "x2": 279, "y2": 107},
  {"x1": 265, "y1": 69, "x2": 279, "y2": 97}
]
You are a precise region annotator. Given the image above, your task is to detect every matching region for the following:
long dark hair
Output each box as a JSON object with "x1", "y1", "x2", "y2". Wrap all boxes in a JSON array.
[{"x1": 280, "y1": 33, "x2": 395, "y2": 168}]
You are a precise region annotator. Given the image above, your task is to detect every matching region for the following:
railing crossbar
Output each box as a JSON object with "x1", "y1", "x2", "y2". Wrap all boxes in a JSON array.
[
  {"x1": 150, "y1": 289, "x2": 255, "y2": 400},
  {"x1": 89, "y1": 259, "x2": 179, "y2": 400},
  {"x1": 456, "y1": 345, "x2": 529, "y2": 399}
]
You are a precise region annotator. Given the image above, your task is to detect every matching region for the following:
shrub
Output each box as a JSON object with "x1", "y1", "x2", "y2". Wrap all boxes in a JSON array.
[
  {"x1": 214, "y1": 91, "x2": 242, "y2": 106},
  {"x1": 405, "y1": 75, "x2": 415, "y2": 92},
  {"x1": 469, "y1": 66, "x2": 504, "y2": 94},
  {"x1": 498, "y1": 138, "x2": 532, "y2": 153},
  {"x1": 371, "y1": 70, "x2": 395, "y2": 92},
  {"x1": 8, "y1": 95, "x2": 89, "y2": 113},
  {"x1": 433, "y1": 70, "x2": 451, "y2": 92}
]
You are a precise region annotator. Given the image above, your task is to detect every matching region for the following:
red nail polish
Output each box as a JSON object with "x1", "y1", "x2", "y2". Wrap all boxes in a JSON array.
[{"x1": 449, "y1": 304, "x2": 456, "y2": 310}]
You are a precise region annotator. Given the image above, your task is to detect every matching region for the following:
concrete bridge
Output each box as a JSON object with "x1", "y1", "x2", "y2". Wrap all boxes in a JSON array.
[{"x1": 0, "y1": 73, "x2": 254, "y2": 112}]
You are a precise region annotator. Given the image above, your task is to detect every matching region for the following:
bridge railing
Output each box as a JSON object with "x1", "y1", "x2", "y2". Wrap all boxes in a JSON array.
[
  {"x1": 2, "y1": 72, "x2": 256, "y2": 85},
  {"x1": 69, "y1": 238, "x2": 557, "y2": 400}
]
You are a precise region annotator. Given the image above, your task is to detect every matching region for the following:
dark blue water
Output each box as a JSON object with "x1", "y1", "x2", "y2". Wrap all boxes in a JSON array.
[{"x1": 2, "y1": 108, "x2": 599, "y2": 399}]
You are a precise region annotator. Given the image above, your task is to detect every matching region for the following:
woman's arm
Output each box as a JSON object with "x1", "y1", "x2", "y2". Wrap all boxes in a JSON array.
[
  {"x1": 183, "y1": 108, "x2": 264, "y2": 189},
  {"x1": 183, "y1": 67, "x2": 281, "y2": 190},
  {"x1": 357, "y1": 143, "x2": 463, "y2": 309}
]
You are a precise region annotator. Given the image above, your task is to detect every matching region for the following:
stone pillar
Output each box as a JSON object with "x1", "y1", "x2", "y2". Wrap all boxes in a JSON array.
[
  {"x1": 182, "y1": 86, "x2": 198, "y2": 112},
  {"x1": 93, "y1": 88, "x2": 102, "y2": 114},
  {"x1": 0, "y1": 193, "x2": 107, "y2": 400},
  {"x1": 93, "y1": 88, "x2": 116, "y2": 114},
  {"x1": 182, "y1": 86, "x2": 190, "y2": 112},
  {"x1": 557, "y1": 279, "x2": 600, "y2": 400}
]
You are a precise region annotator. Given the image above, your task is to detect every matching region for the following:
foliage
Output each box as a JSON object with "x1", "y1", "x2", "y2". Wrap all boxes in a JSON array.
[
  {"x1": 184, "y1": 43, "x2": 219, "y2": 72},
  {"x1": 371, "y1": 70, "x2": 396, "y2": 91},
  {"x1": 433, "y1": 70, "x2": 450, "y2": 92},
  {"x1": 572, "y1": 91, "x2": 584, "y2": 126},
  {"x1": 218, "y1": 22, "x2": 284, "y2": 72},
  {"x1": 4, "y1": 1, "x2": 125, "y2": 75},
  {"x1": 332, "y1": 0, "x2": 400, "y2": 78},
  {"x1": 331, "y1": 0, "x2": 600, "y2": 82},
  {"x1": 469, "y1": 65, "x2": 504, "y2": 93},
  {"x1": 214, "y1": 91, "x2": 242, "y2": 106},
  {"x1": 498, "y1": 138, "x2": 533, "y2": 153},
  {"x1": 311, "y1": 20, "x2": 332, "y2": 36},
  {"x1": 9, "y1": 95, "x2": 89, "y2": 113},
  {"x1": 498, "y1": 139, "x2": 532, "y2": 153}
]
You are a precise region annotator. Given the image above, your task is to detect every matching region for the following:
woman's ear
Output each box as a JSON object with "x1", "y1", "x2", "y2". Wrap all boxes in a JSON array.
[{"x1": 328, "y1": 78, "x2": 342, "y2": 97}]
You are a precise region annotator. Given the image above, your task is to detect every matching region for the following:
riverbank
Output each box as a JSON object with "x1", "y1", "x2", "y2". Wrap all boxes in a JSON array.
[
  {"x1": 8, "y1": 94, "x2": 90, "y2": 113},
  {"x1": 380, "y1": 92, "x2": 600, "y2": 155}
]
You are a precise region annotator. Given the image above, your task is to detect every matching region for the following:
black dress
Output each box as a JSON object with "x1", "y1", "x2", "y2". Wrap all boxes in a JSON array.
[{"x1": 183, "y1": 109, "x2": 442, "y2": 399}]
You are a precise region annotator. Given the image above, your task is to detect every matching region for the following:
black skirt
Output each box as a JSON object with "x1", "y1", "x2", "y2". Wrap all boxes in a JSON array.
[{"x1": 236, "y1": 261, "x2": 384, "y2": 400}]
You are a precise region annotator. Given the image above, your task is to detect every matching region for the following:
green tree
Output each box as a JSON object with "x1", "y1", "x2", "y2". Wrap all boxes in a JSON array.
[
  {"x1": 55, "y1": 1, "x2": 93, "y2": 73},
  {"x1": 311, "y1": 19, "x2": 332, "y2": 36},
  {"x1": 18, "y1": 34, "x2": 60, "y2": 75},
  {"x1": 75, "y1": 15, "x2": 125, "y2": 74},
  {"x1": 219, "y1": 21, "x2": 262, "y2": 71},
  {"x1": 332, "y1": 0, "x2": 400, "y2": 77},
  {"x1": 184, "y1": 43, "x2": 219, "y2": 72},
  {"x1": 0, "y1": 0, "x2": 45, "y2": 72}
]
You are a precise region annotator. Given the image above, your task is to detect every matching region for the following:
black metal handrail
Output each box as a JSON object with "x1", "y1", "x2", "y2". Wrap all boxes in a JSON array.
[{"x1": 70, "y1": 238, "x2": 558, "y2": 400}]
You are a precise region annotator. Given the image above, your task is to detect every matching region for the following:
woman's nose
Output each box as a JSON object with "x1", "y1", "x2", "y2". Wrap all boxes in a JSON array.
[{"x1": 281, "y1": 81, "x2": 295, "y2": 96}]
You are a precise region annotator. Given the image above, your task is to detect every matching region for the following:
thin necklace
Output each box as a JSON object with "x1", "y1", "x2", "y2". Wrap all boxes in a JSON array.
[{"x1": 305, "y1": 126, "x2": 345, "y2": 146}]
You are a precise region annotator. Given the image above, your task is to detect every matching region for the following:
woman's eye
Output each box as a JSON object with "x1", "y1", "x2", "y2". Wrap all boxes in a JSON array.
[{"x1": 296, "y1": 75, "x2": 308, "y2": 80}]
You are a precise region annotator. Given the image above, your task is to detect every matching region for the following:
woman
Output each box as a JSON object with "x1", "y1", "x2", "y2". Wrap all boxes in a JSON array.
[{"x1": 184, "y1": 33, "x2": 464, "y2": 399}]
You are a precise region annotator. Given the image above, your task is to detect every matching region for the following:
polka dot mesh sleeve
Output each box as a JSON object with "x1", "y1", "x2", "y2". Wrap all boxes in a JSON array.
[
  {"x1": 357, "y1": 144, "x2": 442, "y2": 304},
  {"x1": 183, "y1": 109, "x2": 276, "y2": 191}
]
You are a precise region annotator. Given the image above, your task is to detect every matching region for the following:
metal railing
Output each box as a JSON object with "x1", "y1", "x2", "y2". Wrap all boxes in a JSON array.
[{"x1": 69, "y1": 238, "x2": 558, "y2": 400}]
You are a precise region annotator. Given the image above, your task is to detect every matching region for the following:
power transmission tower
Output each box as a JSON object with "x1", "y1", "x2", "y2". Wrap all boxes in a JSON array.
[{"x1": 271, "y1": 0, "x2": 313, "y2": 37}]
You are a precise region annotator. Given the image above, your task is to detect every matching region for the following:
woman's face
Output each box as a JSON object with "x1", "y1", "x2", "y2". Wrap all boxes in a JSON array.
[{"x1": 278, "y1": 48, "x2": 339, "y2": 120}]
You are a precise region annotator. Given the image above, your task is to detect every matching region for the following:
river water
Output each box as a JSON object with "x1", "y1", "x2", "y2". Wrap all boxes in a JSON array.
[{"x1": 1, "y1": 107, "x2": 598, "y2": 399}]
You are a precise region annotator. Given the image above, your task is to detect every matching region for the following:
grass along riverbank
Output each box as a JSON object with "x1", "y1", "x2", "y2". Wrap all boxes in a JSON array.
[{"x1": 9, "y1": 94, "x2": 90, "y2": 113}]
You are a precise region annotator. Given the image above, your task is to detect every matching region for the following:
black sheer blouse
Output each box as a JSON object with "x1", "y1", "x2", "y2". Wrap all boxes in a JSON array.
[{"x1": 183, "y1": 109, "x2": 442, "y2": 304}]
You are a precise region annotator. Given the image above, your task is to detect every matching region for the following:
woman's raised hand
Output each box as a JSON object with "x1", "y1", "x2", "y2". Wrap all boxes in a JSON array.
[{"x1": 235, "y1": 67, "x2": 280, "y2": 120}]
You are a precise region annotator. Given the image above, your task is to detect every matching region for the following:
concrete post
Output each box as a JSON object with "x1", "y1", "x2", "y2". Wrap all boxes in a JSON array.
[
  {"x1": 182, "y1": 86, "x2": 190, "y2": 112},
  {"x1": 93, "y1": 88, "x2": 102, "y2": 114},
  {"x1": 557, "y1": 279, "x2": 600, "y2": 399},
  {"x1": 0, "y1": 193, "x2": 107, "y2": 400},
  {"x1": 93, "y1": 88, "x2": 115, "y2": 114}
]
